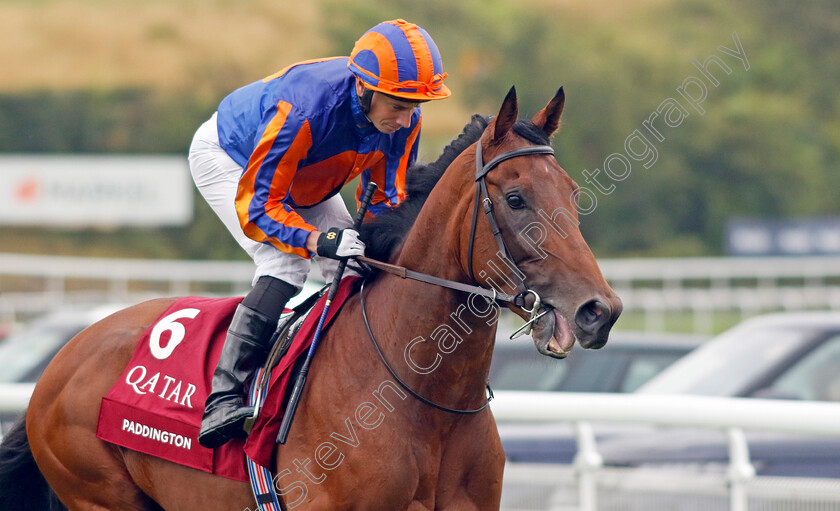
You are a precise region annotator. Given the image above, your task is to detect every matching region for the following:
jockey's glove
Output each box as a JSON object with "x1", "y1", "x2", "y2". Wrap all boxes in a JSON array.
[{"x1": 316, "y1": 227, "x2": 366, "y2": 260}]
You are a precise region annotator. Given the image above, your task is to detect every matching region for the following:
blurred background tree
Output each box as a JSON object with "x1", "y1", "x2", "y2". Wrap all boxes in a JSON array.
[{"x1": 0, "y1": 0, "x2": 836, "y2": 260}]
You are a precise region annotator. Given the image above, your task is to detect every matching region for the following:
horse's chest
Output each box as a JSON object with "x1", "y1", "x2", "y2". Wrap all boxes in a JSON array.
[{"x1": 279, "y1": 418, "x2": 502, "y2": 510}]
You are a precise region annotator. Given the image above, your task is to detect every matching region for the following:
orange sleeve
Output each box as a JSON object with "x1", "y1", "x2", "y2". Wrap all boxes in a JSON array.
[{"x1": 235, "y1": 100, "x2": 317, "y2": 258}]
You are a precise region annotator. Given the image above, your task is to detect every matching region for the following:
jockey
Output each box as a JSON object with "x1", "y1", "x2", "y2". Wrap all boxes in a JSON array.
[{"x1": 189, "y1": 19, "x2": 451, "y2": 448}]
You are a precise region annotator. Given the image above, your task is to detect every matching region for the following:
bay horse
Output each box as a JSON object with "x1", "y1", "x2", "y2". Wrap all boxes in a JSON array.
[{"x1": 2, "y1": 87, "x2": 621, "y2": 510}]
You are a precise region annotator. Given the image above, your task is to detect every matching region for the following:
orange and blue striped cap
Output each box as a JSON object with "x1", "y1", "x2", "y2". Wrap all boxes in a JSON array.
[{"x1": 348, "y1": 19, "x2": 451, "y2": 101}]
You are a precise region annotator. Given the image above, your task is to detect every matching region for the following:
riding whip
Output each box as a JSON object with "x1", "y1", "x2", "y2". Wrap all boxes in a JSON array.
[{"x1": 276, "y1": 181, "x2": 378, "y2": 444}]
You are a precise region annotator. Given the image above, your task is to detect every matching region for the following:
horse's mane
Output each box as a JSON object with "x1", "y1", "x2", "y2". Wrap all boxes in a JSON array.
[{"x1": 360, "y1": 114, "x2": 550, "y2": 261}]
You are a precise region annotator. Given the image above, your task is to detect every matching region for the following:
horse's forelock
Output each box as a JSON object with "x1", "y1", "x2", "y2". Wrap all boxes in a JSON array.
[{"x1": 511, "y1": 119, "x2": 551, "y2": 146}]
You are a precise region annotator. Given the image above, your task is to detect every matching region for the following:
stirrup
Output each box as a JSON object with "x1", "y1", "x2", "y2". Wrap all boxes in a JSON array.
[{"x1": 198, "y1": 405, "x2": 254, "y2": 448}]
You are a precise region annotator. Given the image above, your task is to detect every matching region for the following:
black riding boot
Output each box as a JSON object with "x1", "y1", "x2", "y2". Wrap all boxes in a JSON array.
[{"x1": 198, "y1": 276, "x2": 297, "y2": 449}]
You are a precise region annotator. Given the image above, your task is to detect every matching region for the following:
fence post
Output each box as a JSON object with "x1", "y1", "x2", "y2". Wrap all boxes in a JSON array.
[
  {"x1": 573, "y1": 421, "x2": 602, "y2": 511},
  {"x1": 727, "y1": 427, "x2": 755, "y2": 511}
]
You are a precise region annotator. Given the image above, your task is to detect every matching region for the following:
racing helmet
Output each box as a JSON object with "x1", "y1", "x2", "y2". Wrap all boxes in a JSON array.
[{"x1": 348, "y1": 19, "x2": 451, "y2": 105}]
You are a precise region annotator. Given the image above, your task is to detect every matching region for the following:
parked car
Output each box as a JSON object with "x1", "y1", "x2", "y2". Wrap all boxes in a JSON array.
[
  {"x1": 492, "y1": 326, "x2": 703, "y2": 468},
  {"x1": 499, "y1": 312, "x2": 840, "y2": 478},
  {"x1": 599, "y1": 311, "x2": 840, "y2": 478},
  {"x1": 0, "y1": 305, "x2": 125, "y2": 433},
  {"x1": 0, "y1": 306, "x2": 125, "y2": 384},
  {"x1": 637, "y1": 312, "x2": 840, "y2": 402},
  {"x1": 490, "y1": 328, "x2": 704, "y2": 394}
]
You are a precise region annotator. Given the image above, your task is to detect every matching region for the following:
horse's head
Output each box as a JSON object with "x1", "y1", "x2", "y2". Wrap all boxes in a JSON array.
[{"x1": 470, "y1": 87, "x2": 622, "y2": 358}]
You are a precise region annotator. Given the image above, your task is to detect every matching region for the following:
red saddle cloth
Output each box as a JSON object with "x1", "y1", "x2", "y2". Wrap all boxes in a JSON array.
[{"x1": 95, "y1": 276, "x2": 360, "y2": 481}]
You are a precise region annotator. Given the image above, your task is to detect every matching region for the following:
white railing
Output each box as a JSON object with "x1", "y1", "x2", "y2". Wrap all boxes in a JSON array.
[
  {"x1": 0, "y1": 253, "x2": 256, "y2": 325},
  {"x1": 491, "y1": 391, "x2": 840, "y2": 434},
  {"x1": 3, "y1": 253, "x2": 840, "y2": 330},
  {"x1": 3, "y1": 385, "x2": 839, "y2": 509},
  {"x1": 598, "y1": 256, "x2": 840, "y2": 332},
  {"x1": 0, "y1": 383, "x2": 35, "y2": 414},
  {"x1": 491, "y1": 391, "x2": 840, "y2": 511},
  {"x1": 0, "y1": 383, "x2": 36, "y2": 442}
]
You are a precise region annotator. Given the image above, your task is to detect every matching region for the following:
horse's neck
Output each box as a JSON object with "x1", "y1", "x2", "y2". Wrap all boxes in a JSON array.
[
  {"x1": 364, "y1": 162, "x2": 496, "y2": 410},
  {"x1": 363, "y1": 275, "x2": 497, "y2": 412},
  {"x1": 396, "y1": 151, "x2": 476, "y2": 284}
]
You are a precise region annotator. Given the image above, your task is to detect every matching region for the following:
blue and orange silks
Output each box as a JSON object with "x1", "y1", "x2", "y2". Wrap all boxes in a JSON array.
[{"x1": 216, "y1": 57, "x2": 421, "y2": 258}]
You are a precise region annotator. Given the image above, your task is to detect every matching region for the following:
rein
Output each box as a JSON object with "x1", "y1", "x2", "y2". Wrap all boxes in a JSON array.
[
  {"x1": 357, "y1": 256, "x2": 518, "y2": 304},
  {"x1": 357, "y1": 138, "x2": 556, "y2": 414},
  {"x1": 359, "y1": 279, "x2": 492, "y2": 414}
]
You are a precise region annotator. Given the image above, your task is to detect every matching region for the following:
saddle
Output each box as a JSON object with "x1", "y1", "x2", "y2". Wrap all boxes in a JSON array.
[
  {"x1": 95, "y1": 277, "x2": 359, "y2": 481},
  {"x1": 245, "y1": 284, "x2": 328, "y2": 432}
]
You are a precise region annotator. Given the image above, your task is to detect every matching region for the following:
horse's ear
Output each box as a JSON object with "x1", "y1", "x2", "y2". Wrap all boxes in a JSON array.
[
  {"x1": 532, "y1": 86, "x2": 565, "y2": 137},
  {"x1": 492, "y1": 86, "x2": 518, "y2": 142}
]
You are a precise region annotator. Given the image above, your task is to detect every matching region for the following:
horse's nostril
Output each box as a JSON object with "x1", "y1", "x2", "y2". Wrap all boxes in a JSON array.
[{"x1": 575, "y1": 299, "x2": 609, "y2": 332}]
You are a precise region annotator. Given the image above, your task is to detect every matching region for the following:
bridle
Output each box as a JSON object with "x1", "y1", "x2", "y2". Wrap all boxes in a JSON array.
[
  {"x1": 467, "y1": 137, "x2": 555, "y2": 336},
  {"x1": 361, "y1": 137, "x2": 557, "y2": 332},
  {"x1": 359, "y1": 137, "x2": 557, "y2": 414}
]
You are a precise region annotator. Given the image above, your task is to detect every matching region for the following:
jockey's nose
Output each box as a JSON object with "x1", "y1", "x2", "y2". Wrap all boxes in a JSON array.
[{"x1": 397, "y1": 109, "x2": 412, "y2": 128}]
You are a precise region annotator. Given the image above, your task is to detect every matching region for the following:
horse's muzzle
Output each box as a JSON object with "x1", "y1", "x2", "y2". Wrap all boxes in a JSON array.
[{"x1": 574, "y1": 298, "x2": 621, "y2": 349}]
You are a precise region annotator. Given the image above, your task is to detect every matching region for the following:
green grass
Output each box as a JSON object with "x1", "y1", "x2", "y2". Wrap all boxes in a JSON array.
[{"x1": 614, "y1": 310, "x2": 748, "y2": 336}]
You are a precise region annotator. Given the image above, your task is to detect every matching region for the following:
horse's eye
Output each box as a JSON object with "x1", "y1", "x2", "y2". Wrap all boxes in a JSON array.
[{"x1": 506, "y1": 193, "x2": 526, "y2": 209}]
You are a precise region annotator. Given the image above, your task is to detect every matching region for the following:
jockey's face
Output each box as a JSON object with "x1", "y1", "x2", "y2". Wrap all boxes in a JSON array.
[{"x1": 356, "y1": 80, "x2": 419, "y2": 134}]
